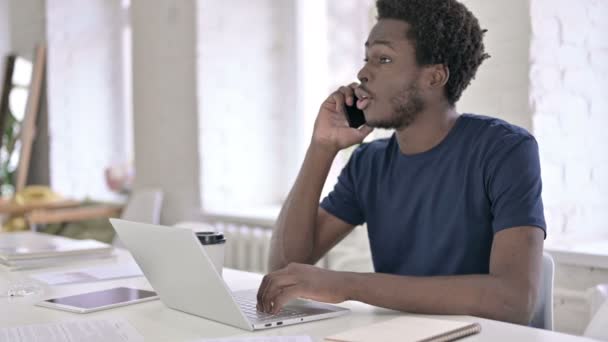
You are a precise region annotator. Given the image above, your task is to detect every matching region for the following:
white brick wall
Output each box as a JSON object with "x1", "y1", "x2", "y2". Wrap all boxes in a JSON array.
[
  {"x1": 530, "y1": 0, "x2": 608, "y2": 238},
  {"x1": 195, "y1": 0, "x2": 381, "y2": 210},
  {"x1": 197, "y1": 0, "x2": 296, "y2": 210},
  {"x1": 46, "y1": 0, "x2": 130, "y2": 202}
]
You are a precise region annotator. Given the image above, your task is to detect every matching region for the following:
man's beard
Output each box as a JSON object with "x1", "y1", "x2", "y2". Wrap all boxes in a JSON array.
[{"x1": 368, "y1": 83, "x2": 425, "y2": 130}]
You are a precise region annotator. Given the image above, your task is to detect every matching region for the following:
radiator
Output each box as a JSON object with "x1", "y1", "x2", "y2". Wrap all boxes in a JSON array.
[
  {"x1": 174, "y1": 220, "x2": 273, "y2": 274},
  {"x1": 214, "y1": 222, "x2": 273, "y2": 274},
  {"x1": 209, "y1": 220, "x2": 332, "y2": 274},
  {"x1": 180, "y1": 213, "x2": 334, "y2": 274}
]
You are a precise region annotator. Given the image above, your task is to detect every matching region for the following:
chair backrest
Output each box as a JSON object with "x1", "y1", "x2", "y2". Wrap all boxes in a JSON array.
[
  {"x1": 588, "y1": 283, "x2": 608, "y2": 318},
  {"x1": 120, "y1": 189, "x2": 164, "y2": 223},
  {"x1": 530, "y1": 252, "x2": 555, "y2": 330},
  {"x1": 584, "y1": 284, "x2": 608, "y2": 340},
  {"x1": 112, "y1": 189, "x2": 163, "y2": 247}
]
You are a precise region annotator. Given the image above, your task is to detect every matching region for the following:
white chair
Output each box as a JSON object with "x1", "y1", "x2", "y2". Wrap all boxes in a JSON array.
[
  {"x1": 584, "y1": 284, "x2": 608, "y2": 341},
  {"x1": 111, "y1": 189, "x2": 163, "y2": 247},
  {"x1": 530, "y1": 253, "x2": 555, "y2": 330}
]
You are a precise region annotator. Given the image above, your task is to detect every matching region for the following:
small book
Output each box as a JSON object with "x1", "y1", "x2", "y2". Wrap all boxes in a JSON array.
[
  {"x1": 325, "y1": 316, "x2": 481, "y2": 342},
  {"x1": 0, "y1": 232, "x2": 113, "y2": 262}
]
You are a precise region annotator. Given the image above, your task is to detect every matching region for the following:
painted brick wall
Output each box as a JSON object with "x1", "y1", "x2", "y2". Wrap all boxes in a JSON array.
[
  {"x1": 197, "y1": 0, "x2": 296, "y2": 210},
  {"x1": 46, "y1": 0, "x2": 130, "y2": 201},
  {"x1": 530, "y1": 0, "x2": 608, "y2": 238}
]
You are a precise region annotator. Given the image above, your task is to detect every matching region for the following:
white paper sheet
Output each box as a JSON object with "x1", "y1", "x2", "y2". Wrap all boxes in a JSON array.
[
  {"x1": 29, "y1": 262, "x2": 143, "y2": 285},
  {"x1": 190, "y1": 337, "x2": 312, "y2": 342},
  {"x1": 0, "y1": 318, "x2": 144, "y2": 342}
]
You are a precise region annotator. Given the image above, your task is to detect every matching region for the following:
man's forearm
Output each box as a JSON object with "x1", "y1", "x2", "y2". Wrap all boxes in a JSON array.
[
  {"x1": 344, "y1": 272, "x2": 535, "y2": 325},
  {"x1": 268, "y1": 143, "x2": 337, "y2": 271}
]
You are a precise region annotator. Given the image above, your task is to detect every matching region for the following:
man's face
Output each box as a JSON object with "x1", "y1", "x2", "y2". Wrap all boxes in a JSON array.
[{"x1": 355, "y1": 19, "x2": 425, "y2": 130}]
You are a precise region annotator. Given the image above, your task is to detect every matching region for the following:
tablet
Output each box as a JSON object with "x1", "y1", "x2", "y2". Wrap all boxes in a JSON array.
[{"x1": 36, "y1": 287, "x2": 158, "y2": 313}]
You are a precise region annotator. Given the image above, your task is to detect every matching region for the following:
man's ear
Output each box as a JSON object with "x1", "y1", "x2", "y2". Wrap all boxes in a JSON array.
[{"x1": 425, "y1": 64, "x2": 450, "y2": 89}]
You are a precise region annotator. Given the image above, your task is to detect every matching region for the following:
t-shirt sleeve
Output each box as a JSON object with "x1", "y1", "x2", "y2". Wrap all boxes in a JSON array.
[
  {"x1": 486, "y1": 135, "x2": 547, "y2": 236},
  {"x1": 320, "y1": 149, "x2": 366, "y2": 226}
]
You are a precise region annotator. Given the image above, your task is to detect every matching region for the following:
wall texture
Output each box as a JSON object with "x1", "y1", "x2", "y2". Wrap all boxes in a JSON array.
[
  {"x1": 46, "y1": 0, "x2": 128, "y2": 201},
  {"x1": 131, "y1": 0, "x2": 201, "y2": 224},
  {"x1": 0, "y1": 0, "x2": 10, "y2": 84},
  {"x1": 458, "y1": 0, "x2": 533, "y2": 131},
  {"x1": 530, "y1": 0, "x2": 608, "y2": 238},
  {"x1": 197, "y1": 0, "x2": 296, "y2": 211},
  {"x1": 8, "y1": 0, "x2": 45, "y2": 60},
  {"x1": 2, "y1": 0, "x2": 49, "y2": 188}
]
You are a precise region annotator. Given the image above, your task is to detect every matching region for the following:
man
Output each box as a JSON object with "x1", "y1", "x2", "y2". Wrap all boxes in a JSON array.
[{"x1": 257, "y1": 0, "x2": 546, "y2": 325}]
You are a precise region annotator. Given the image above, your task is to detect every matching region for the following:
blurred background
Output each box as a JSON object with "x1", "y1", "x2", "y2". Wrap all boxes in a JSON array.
[{"x1": 0, "y1": 0, "x2": 606, "y2": 336}]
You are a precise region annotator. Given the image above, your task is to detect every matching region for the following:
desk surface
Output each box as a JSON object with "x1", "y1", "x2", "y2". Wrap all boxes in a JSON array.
[{"x1": 0, "y1": 249, "x2": 597, "y2": 342}]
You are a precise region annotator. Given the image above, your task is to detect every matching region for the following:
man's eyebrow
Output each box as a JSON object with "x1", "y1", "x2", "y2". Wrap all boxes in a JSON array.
[{"x1": 364, "y1": 39, "x2": 396, "y2": 50}]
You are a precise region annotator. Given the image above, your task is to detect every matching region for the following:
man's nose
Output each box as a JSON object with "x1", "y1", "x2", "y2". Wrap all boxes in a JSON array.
[{"x1": 357, "y1": 66, "x2": 370, "y2": 84}]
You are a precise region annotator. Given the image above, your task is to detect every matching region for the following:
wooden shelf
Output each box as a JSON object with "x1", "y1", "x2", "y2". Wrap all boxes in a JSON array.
[
  {"x1": 0, "y1": 198, "x2": 82, "y2": 216},
  {"x1": 26, "y1": 205, "x2": 123, "y2": 225}
]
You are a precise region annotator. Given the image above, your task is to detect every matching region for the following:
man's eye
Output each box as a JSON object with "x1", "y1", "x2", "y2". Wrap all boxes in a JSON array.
[{"x1": 363, "y1": 56, "x2": 391, "y2": 64}]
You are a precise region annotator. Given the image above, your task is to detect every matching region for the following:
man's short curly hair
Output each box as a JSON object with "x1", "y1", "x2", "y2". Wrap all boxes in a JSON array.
[{"x1": 376, "y1": 0, "x2": 490, "y2": 106}]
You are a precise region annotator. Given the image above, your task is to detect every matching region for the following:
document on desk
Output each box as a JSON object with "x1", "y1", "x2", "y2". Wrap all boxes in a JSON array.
[
  {"x1": 190, "y1": 337, "x2": 312, "y2": 342},
  {"x1": 0, "y1": 318, "x2": 144, "y2": 342},
  {"x1": 29, "y1": 262, "x2": 143, "y2": 285}
]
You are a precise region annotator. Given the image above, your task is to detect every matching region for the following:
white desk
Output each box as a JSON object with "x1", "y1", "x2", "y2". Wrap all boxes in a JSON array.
[{"x1": 0, "y1": 249, "x2": 598, "y2": 342}]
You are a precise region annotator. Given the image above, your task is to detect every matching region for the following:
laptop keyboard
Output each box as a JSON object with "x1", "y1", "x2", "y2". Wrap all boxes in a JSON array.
[{"x1": 233, "y1": 291, "x2": 306, "y2": 322}]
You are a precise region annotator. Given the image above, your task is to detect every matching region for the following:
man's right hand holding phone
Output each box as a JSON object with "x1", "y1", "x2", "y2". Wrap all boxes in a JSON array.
[{"x1": 311, "y1": 83, "x2": 374, "y2": 154}]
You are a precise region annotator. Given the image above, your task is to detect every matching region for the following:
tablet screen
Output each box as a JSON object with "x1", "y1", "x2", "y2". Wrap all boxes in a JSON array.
[{"x1": 45, "y1": 287, "x2": 157, "y2": 309}]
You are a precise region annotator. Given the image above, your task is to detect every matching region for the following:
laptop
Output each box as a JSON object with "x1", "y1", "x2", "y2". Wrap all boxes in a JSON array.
[{"x1": 110, "y1": 219, "x2": 350, "y2": 331}]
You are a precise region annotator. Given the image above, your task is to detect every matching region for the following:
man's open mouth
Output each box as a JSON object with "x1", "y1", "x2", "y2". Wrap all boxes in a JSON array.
[{"x1": 355, "y1": 88, "x2": 373, "y2": 110}]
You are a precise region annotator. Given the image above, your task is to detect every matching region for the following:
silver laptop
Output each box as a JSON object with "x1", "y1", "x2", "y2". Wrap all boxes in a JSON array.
[{"x1": 110, "y1": 219, "x2": 349, "y2": 331}]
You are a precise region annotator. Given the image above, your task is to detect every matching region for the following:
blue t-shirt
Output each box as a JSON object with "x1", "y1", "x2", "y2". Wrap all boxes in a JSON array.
[{"x1": 320, "y1": 114, "x2": 546, "y2": 276}]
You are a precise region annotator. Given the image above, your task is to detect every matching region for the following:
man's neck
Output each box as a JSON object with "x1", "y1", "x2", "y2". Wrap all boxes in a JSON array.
[{"x1": 394, "y1": 105, "x2": 460, "y2": 155}]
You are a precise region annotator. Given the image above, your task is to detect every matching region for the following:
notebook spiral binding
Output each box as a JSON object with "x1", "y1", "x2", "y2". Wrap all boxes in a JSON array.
[{"x1": 420, "y1": 322, "x2": 482, "y2": 342}]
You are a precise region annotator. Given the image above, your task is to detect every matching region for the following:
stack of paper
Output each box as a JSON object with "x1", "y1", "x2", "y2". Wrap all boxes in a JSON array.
[{"x1": 0, "y1": 231, "x2": 114, "y2": 270}]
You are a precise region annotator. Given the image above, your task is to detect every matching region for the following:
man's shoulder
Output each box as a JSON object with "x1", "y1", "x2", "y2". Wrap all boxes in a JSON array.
[
  {"x1": 461, "y1": 114, "x2": 532, "y2": 138},
  {"x1": 461, "y1": 114, "x2": 540, "y2": 174},
  {"x1": 461, "y1": 114, "x2": 537, "y2": 151}
]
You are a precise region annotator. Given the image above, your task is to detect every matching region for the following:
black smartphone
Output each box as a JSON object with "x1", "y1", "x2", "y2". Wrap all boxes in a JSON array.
[{"x1": 345, "y1": 96, "x2": 367, "y2": 128}]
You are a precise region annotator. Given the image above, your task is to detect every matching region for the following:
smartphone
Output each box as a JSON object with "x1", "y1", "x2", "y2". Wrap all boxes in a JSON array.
[
  {"x1": 36, "y1": 287, "x2": 158, "y2": 313},
  {"x1": 345, "y1": 96, "x2": 367, "y2": 128}
]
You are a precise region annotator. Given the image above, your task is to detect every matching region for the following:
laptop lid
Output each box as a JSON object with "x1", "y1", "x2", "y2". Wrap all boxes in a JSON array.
[{"x1": 109, "y1": 219, "x2": 253, "y2": 330}]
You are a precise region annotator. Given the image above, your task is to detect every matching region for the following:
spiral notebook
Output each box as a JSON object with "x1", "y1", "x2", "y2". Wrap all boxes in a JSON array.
[{"x1": 324, "y1": 316, "x2": 481, "y2": 342}]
